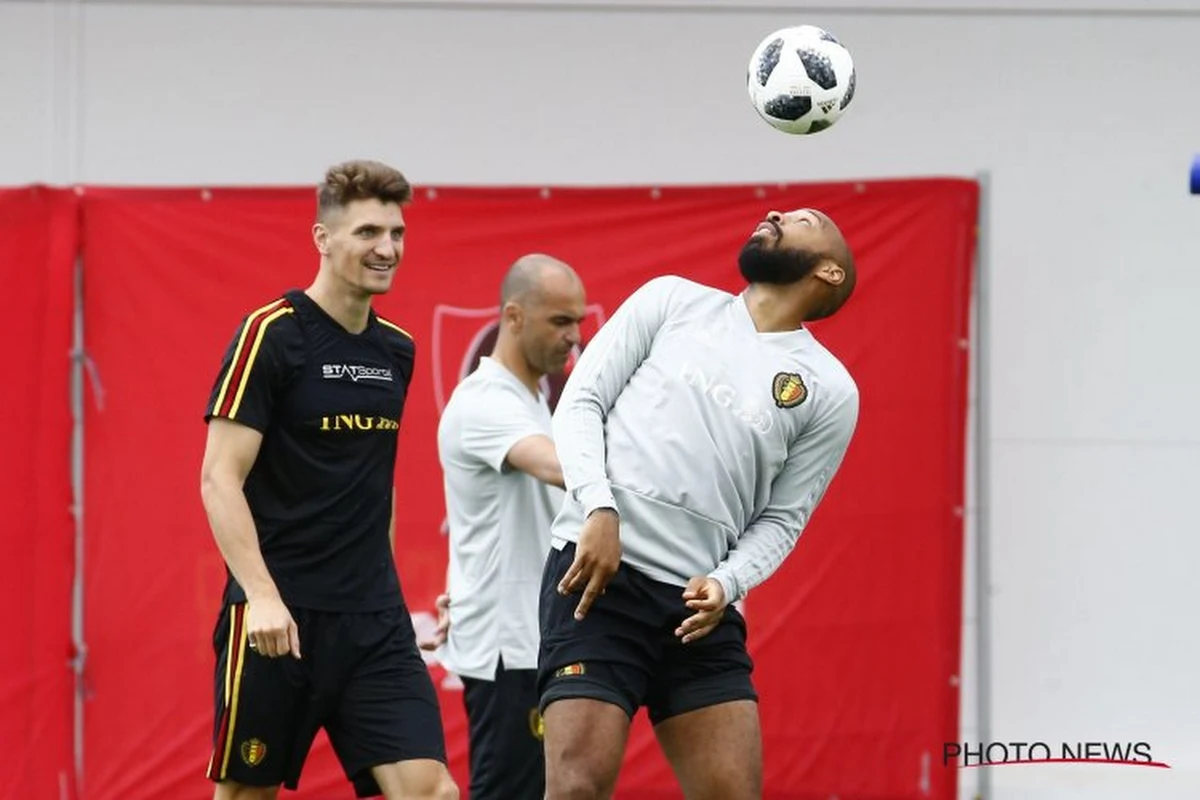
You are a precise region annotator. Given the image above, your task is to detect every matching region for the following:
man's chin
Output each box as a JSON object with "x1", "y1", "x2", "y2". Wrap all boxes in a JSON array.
[{"x1": 362, "y1": 275, "x2": 397, "y2": 295}]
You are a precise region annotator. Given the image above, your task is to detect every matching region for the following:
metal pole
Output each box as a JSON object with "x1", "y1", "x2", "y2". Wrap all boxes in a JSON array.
[
  {"x1": 70, "y1": 255, "x2": 87, "y2": 800},
  {"x1": 972, "y1": 170, "x2": 993, "y2": 800},
  {"x1": 53, "y1": 0, "x2": 87, "y2": 794}
]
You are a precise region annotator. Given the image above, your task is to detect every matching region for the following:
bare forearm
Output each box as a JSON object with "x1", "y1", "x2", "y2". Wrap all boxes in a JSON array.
[
  {"x1": 534, "y1": 460, "x2": 565, "y2": 490},
  {"x1": 201, "y1": 476, "x2": 279, "y2": 601},
  {"x1": 504, "y1": 434, "x2": 566, "y2": 489}
]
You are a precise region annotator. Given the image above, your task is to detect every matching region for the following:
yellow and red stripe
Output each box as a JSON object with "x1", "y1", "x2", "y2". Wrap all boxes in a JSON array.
[
  {"x1": 376, "y1": 315, "x2": 413, "y2": 341},
  {"x1": 212, "y1": 299, "x2": 294, "y2": 419},
  {"x1": 206, "y1": 603, "x2": 250, "y2": 780}
]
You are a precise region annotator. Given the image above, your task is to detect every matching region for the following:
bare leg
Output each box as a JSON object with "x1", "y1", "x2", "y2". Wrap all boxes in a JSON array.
[
  {"x1": 543, "y1": 698, "x2": 631, "y2": 800},
  {"x1": 371, "y1": 759, "x2": 459, "y2": 800},
  {"x1": 213, "y1": 783, "x2": 280, "y2": 800},
  {"x1": 653, "y1": 700, "x2": 762, "y2": 800}
]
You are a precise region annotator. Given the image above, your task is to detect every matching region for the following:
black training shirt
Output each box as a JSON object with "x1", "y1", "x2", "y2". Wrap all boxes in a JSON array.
[{"x1": 204, "y1": 289, "x2": 415, "y2": 612}]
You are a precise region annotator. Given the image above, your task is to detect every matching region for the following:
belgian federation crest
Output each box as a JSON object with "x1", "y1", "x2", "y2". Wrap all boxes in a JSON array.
[
  {"x1": 240, "y1": 738, "x2": 267, "y2": 767},
  {"x1": 771, "y1": 371, "x2": 808, "y2": 409}
]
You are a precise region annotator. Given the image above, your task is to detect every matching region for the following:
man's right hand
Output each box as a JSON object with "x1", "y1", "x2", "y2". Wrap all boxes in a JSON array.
[
  {"x1": 418, "y1": 593, "x2": 451, "y2": 652},
  {"x1": 245, "y1": 593, "x2": 300, "y2": 659},
  {"x1": 557, "y1": 508, "x2": 621, "y2": 621}
]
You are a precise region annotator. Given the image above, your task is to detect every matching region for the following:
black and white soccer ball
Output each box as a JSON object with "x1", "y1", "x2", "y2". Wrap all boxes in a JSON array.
[{"x1": 747, "y1": 25, "x2": 856, "y2": 135}]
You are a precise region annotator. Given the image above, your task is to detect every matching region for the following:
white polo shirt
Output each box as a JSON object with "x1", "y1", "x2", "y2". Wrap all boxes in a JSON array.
[{"x1": 436, "y1": 357, "x2": 564, "y2": 681}]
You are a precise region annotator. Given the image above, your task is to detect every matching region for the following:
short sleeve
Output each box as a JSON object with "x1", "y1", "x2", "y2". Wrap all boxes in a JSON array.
[
  {"x1": 376, "y1": 315, "x2": 416, "y2": 385},
  {"x1": 457, "y1": 383, "x2": 549, "y2": 473},
  {"x1": 204, "y1": 299, "x2": 298, "y2": 432}
]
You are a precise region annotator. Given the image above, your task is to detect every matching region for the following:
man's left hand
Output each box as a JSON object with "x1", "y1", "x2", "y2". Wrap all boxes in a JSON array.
[{"x1": 676, "y1": 577, "x2": 727, "y2": 644}]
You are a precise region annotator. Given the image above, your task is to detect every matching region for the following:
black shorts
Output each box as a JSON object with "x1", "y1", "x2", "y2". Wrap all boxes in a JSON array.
[
  {"x1": 461, "y1": 658, "x2": 545, "y2": 800},
  {"x1": 206, "y1": 602, "x2": 446, "y2": 798},
  {"x1": 538, "y1": 542, "x2": 758, "y2": 726}
]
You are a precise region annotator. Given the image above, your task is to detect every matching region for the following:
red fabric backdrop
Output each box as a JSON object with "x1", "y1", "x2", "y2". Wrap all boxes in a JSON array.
[
  {"x1": 0, "y1": 188, "x2": 79, "y2": 800},
  {"x1": 71, "y1": 180, "x2": 975, "y2": 799}
]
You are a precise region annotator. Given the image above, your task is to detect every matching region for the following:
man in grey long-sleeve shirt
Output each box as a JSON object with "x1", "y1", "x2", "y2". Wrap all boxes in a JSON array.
[{"x1": 537, "y1": 207, "x2": 860, "y2": 800}]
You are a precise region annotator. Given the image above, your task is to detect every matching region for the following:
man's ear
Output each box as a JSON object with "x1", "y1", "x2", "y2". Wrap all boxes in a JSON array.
[
  {"x1": 814, "y1": 259, "x2": 846, "y2": 287},
  {"x1": 313, "y1": 223, "x2": 330, "y2": 256},
  {"x1": 501, "y1": 301, "x2": 524, "y2": 331}
]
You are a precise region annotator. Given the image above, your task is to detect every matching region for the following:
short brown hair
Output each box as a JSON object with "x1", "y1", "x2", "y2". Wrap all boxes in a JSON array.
[{"x1": 317, "y1": 160, "x2": 412, "y2": 220}]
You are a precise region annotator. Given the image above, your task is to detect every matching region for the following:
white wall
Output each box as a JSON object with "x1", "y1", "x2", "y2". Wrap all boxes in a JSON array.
[{"x1": 5, "y1": 1, "x2": 1200, "y2": 798}]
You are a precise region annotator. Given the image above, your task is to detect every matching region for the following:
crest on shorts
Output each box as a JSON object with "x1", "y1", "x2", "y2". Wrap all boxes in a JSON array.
[
  {"x1": 554, "y1": 662, "x2": 586, "y2": 678},
  {"x1": 528, "y1": 708, "x2": 545, "y2": 741},
  {"x1": 240, "y1": 738, "x2": 267, "y2": 767},
  {"x1": 771, "y1": 372, "x2": 808, "y2": 409}
]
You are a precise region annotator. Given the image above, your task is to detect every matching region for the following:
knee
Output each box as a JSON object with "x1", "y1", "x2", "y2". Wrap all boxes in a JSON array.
[{"x1": 547, "y1": 766, "x2": 608, "y2": 800}]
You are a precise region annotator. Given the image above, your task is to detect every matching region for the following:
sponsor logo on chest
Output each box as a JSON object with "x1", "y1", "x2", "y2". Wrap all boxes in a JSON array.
[
  {"x1": 680, "y1": 363, "x2": 775, "y2": 435},
  {"x1": 322, "y1": 363, "x2": 393, "y2": 383},
  {"x1": 319, "y1": 414, "x2": 400, "y2": 432}
]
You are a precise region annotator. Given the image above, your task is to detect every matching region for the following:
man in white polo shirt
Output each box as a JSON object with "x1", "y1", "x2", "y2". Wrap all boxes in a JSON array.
[{"x1": 431, "y1": 254, "x2": 587, "y2": 800}]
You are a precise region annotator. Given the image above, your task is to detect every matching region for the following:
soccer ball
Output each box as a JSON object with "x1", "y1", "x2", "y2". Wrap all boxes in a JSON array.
[{"x1": 747, "y1": 25, "x2": 856, "y2": 135}]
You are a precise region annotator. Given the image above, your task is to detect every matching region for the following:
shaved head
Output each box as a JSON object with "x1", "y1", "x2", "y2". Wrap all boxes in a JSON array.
[
  {"x1": 500, "y1": 253, "x2": 582, "y2": 308},
  {"x1": 495, "y1": 253, "x2": 587, "y2": 378}
]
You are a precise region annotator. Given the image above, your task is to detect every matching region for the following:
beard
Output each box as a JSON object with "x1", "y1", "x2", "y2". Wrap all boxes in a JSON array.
[{"x1": 738, "y1": 238, "x2": 824, "y2": 285}]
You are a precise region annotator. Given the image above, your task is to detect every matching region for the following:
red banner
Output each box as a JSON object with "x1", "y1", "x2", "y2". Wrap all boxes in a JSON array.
[
  {"x1": 79, "y1": 180, "x2": 976, "y2": 800},
  {"x1": 0, "y1": 188, "x2": 79, "y2": 800}
]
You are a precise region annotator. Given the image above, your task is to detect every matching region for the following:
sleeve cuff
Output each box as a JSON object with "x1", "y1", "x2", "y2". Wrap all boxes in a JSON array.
[
  {"x1": 707, "y1": 568, "x2": 740, "y2": 606},
  {"x1": 576, "y1": 482, "x2": 618, "y2": 518}
]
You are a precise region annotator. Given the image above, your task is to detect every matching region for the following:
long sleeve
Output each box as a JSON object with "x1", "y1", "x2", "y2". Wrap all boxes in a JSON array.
[
  {"x1": 551, "y1": 276, "x2": 678, "y2": 517},
  {"x1": 708, "y1": 389, "x2": 859, "y2": 603}
]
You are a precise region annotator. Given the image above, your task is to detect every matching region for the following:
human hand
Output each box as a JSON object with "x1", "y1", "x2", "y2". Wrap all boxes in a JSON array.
[
  {"x1": 246, "y1": 593, "x2": 300, "y2": 659},
  {"x1": 557, "y1": 509, "x2": 621, "y2": 621},
  {"x1": 676, "y1": 577, "x2": 727, "y2": 644},
  {"x1": 418, "y1": 593, "x2": 451, "y2": 651}
]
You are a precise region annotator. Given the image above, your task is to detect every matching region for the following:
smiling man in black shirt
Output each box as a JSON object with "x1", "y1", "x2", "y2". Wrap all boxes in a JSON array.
[{"x1": 199, "y1": 160, "x2": 457, "y2": 800}]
